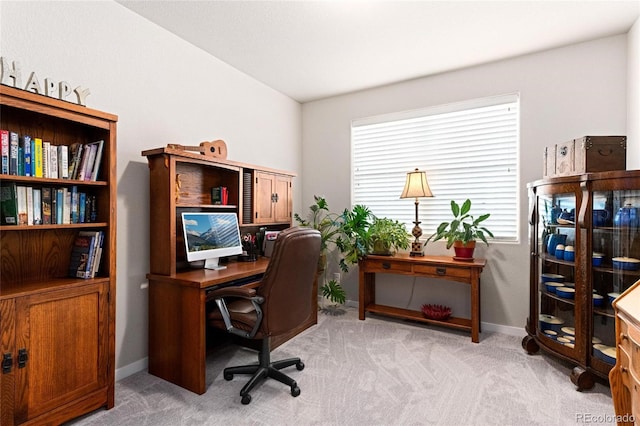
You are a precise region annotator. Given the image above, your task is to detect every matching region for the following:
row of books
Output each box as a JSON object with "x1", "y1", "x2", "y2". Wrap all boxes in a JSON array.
[
  {"x1": 211, "y1": 186, "x2": 229, "y2": 205},
  {"x1": 0, "y1": 183, "x2": 98, "y2": 226},
  {"x1": 69, "y1": 230, "x2": 104, "y2": 279},
  {"x1": 0, "y1": 130, "x2": 104, "y2": 181}
]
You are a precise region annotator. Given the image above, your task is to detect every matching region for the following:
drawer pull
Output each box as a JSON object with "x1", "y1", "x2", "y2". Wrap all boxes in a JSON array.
[
  {"x1": 382, "y1": 262, "x2": 391, "y2": 270},
  {"x1": 621, "y1": 367, "x2": 628, "y2": 374},
  {"x1": 436, "y1": 267, "x2": 446, "y2": 276},
  {"x1": 621, "y1": 332, "x2": 628, "y2": 341}
]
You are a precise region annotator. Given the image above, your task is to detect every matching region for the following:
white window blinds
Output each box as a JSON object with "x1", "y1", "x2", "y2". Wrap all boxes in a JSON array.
[{"x1": 351, "y1": 94, "x2": 519, "y2": 242}]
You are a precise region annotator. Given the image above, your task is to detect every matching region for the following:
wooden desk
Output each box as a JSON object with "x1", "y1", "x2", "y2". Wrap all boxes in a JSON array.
[
  {"x1": 147, "y1": 259, "x2": 270, "y2": 395},
  {"x1": 359, "y1": 254, "x2": 486, "y2": 343}
]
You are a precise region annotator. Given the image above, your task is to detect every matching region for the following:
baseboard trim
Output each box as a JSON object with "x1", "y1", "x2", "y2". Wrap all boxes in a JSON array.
[{"x1": 115, "y1": 357, "x2": 148, "y2": 382}]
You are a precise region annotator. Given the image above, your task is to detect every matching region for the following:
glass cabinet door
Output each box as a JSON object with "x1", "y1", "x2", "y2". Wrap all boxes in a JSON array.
[
  {"x1": 537, "y1": 191, "x2": 578, "y2": 352},
  {"x1": 591, "y1": 189, "x2": 640, "y2": 372}
]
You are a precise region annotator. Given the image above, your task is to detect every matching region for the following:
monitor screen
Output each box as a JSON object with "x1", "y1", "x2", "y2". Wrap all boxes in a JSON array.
[{"x1": 181, "y1": 212, "x2": 243, "y2": 270}]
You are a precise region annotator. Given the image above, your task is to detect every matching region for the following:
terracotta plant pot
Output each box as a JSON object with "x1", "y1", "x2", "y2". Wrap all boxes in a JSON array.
[{"x1": 453, "y1": 240, "x2": 476, "y2": 259}]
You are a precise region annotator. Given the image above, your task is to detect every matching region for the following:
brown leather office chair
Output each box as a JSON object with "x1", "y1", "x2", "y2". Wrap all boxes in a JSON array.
[{"x1": 207, "y1": 227, "x2": 321, "y2": 404}]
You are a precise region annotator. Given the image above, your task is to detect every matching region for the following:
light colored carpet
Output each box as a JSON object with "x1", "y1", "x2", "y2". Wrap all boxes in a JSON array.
[{"x1": 69, "y1": 307, "x2": 615, "y2": 425}]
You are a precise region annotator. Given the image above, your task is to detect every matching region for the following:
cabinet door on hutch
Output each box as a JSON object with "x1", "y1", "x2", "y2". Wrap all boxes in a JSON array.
[
  {"x1": 10, "y1": 283, "x2": 109, "y2": 424},
  {"x1": 254, "y1": 171, "x2": 292, "y2": 224}
]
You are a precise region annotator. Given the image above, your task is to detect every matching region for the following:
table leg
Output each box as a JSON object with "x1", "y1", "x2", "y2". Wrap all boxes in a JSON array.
[{"x1": 470, "y1": 272, "x2": 480, "y2": 343}]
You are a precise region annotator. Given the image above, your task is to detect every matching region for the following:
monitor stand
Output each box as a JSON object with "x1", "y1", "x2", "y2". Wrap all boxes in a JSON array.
[{"x1": 204, "y1": 257, "x2": 227, "y2": 270}]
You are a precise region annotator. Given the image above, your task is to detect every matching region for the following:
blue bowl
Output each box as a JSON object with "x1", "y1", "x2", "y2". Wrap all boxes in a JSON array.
[
  {"x1": 539, "y1": 314, "x2": 564, "y2": 333},
  {"x1": 541, "y1": 273, "x2": 564, "y2": 283},
  {"x1": 592, "y1": 256, "x2": 603, "y2": 267},
  {"x1": 593, "y1": 345, "x2": 616, "y2": 364},
  {"x1": 612, "y1": 257, "x2": 640, "y2": 271},
  {"x1": 563, "y1": 247, "x2": 575, "y2": 262},
  {"x1": 556, "y1": 287, "x2": 575, "y2": 299},
  {"x1": 593, "y1": 294, "x2": 604, "y2": 307},
  {"x1": 545, "y1": 282, "x2": 564, "y2": 293},
  {"x1": 608, "y1": 292, "x2": 620, "y2": 305}
]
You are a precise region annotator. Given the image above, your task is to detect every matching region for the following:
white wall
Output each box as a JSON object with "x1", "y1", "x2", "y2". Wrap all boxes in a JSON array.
[
  {"x1": 628, "y1": 17, "x2": 640, "y2": 169},
  {"x1": 302, "y1": 35, "x2": 629, "y2": 329},
  {"x1": 0, "y1": 1, "x2": 302, "y2": 373}
]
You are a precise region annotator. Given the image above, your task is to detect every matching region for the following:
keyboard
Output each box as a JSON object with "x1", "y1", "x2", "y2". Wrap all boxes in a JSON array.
[{"x1": 205, "y1": 273, "x2": 264, "y2": 296}]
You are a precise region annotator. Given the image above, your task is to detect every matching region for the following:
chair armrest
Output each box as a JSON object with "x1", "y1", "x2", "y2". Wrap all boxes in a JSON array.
[{"x1": 210, "y1": 286, "x2": 264, "y2": 339}]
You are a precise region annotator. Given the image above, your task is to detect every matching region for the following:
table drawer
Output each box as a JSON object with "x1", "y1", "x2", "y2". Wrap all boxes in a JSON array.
[
  {"x1": 364, "y1": 259, "x2": 413, "y2": 274},
  {"x1": 619, "y1": 346, "x2": 632, "y2": 388},
  {"x1": 413, "y1": 264, "x2": 471, "y2": 280}
]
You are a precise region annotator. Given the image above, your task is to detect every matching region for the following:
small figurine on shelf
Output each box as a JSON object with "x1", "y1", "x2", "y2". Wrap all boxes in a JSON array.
[{"x1": 239, "y1": 233, "x2": 258, "y2": 261}]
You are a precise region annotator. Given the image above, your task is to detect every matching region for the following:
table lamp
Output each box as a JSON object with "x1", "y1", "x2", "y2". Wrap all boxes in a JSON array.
[{"x1": 400, "y1": 168, "x2": 433, "y2": 256}]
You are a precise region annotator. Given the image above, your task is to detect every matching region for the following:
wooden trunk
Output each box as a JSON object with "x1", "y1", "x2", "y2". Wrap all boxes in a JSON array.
[{"x1": 545, "y1": 136, "x2": 626, "y2": 177}]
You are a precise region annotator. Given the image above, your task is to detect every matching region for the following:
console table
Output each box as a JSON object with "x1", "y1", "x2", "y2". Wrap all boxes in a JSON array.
[{"x1": 358, "y1": 254, "x2": 486, "y2": 343}]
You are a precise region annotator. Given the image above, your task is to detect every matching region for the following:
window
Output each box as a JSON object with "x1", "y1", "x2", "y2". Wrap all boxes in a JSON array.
[{"x1": 351, "y1": 94, "x2": 519, "y2": 242}]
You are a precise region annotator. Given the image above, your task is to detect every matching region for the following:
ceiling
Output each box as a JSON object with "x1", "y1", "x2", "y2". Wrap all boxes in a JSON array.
[{"x1": 118, "y1": 1, "x2": 640, "y2": 103}]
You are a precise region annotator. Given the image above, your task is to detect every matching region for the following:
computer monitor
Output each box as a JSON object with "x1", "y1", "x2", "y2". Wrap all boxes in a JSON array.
[{"x1": 180, "y1": 212, "x2": 243, "y2": 270}]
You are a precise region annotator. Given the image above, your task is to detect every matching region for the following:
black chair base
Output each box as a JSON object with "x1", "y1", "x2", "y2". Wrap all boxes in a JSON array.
[{"x1": 224, "y1": 338, "x2": 304, "y2": 405}]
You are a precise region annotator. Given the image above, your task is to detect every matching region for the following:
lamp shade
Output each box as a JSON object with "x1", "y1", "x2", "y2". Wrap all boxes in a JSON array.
[{"x1": 400, "y1": 168, "x2": 433, "y2": 199}]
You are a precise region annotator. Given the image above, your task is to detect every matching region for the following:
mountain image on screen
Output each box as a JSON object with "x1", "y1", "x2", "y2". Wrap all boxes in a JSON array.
[{"x1": 184, "y1": 215, "x2": 239, "y2": 251}]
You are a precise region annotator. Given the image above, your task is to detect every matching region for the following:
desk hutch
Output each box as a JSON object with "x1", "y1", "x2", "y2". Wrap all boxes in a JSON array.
[{"x1": 142, "y1": 147, "x2": 312, "y2": 394}]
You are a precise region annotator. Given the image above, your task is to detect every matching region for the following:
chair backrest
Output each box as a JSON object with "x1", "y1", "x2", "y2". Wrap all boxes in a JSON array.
[{"x1": 257, "y1": 227, "x2": 321, "y2": 336}]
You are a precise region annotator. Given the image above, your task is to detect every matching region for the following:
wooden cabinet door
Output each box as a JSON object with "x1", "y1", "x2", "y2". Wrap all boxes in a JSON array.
[
  {"x1": 13, "y1": 283, "x2": 109, "y2": 424},
  {"x1": 254, "y1": 172, "x2": 292, "y2": 224},
  {"x1": 274, "y1": 175, "x2": 292, "y2": 223},
  {"x1": 254, "y1": 172, "x2": 276, "y2": 224}
]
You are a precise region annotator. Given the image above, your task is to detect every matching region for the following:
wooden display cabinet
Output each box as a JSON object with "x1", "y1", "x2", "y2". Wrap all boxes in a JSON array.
[
  {"x1": 0, "y1": 86, "x2": 117, "y2": 425},
  {"x1": 523, "y1": 170, "x2": 640, "y2": 390}
]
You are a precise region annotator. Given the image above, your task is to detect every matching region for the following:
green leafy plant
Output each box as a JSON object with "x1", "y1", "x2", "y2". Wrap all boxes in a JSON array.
[
  {"x1": 294, "y1": 196, "x2": 349, "y2": 305},
  {"x1": 367, "y1": 217, "x2": 410, "y2": 255},
  {"x1": 427, "y1": 199, "x2": 494, "y2": 249},
  {"x1": 335, "y1": 204, "x2": 373, "y2": 272}
]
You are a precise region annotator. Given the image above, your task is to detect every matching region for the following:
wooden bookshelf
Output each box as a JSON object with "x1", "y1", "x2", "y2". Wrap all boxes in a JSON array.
[{"x1": 0, "y1": 85, "x2": 117, "y2": 425}]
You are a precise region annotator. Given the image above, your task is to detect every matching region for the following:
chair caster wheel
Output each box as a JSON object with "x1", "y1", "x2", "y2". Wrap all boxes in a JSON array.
[
  {"x1": 241, "y1": 394, "x2": 252, "y2": 405},
  {"x1": 224, "y1": 372, "x2": 233, "y2": 381},
  {"x1": 291, "y1": 385, "x2": 301, "y2": 397},
  {"x1": 296, "y1": 361, "x2": 305, "y2": 371}
]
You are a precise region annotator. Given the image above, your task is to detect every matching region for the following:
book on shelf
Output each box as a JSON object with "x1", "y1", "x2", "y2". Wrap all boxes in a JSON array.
[
  {"x1": 70, "y1": 185, "x2": 79, "y2": 224},
  {"x1": 9, "y1": 132, "x2": 18, "y2": 175},
  {"x1": 1, "y1": 130, "x2": 8, "y2": 174},
  {"x1": 211, "y1": 186, "x2": 229, "y2": 205},
  {"x1": 62, "y1": 188, "x2": 71, "y2": 224},
  {"x1": 0, "y1": 182, "x2": 17, "y2": 225},
  {"x1": 49, "y1": 143, "x2": 58, "y2": 179},
  {"x1": 58, "y1": 145, "x2": 69, "y2": 179},
  {"x1": 79, "y1": 192, "x2": 87, "y2": 223},
  {"x1": 42, "y1": 141, "x2": 50, "y2": 178},
  {"x1": 17, "y1": 145, "x2": 23, "y2": 176},
  {"x1": 21, "y1": 135, "x2": 31, "y2": 177},
  {"x1": 33, "y1": 137, "x2": 43, "y2": 178},
  {"x1": 42, "y1": 187, "x2": 52, "y2": 225},
  {"x1": 77, "y1": 144, "x2": 92, "y2": 181},
  {"x1": 88, "y1": 140, "x2": 104, "y2": 181},
  {"x1": 32, "y1": 188, "x2": 42, "y2": 225},
  {"x1": 79, "y1": 230, "x2": 104, "y2": 278},
  {"x1": 69, "y1": 143, "x2": 83, "y2": 179},
  {"x1": 68, "y1": 233, "x2": 96, "y2": 279},
  {"x1": 16, "y1": 185, "x2": 27, "y2": 225},
  {"x1": 55, "y1": 188, "x2": 64, "y2": 225},
  {"x1": 26, "y1": 186, "x2": 34, "y2": 226}
]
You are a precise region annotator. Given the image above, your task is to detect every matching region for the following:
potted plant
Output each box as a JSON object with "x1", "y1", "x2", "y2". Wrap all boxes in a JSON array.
[
  {"x1": 366, "y1": 217, "x2": 410, "y2": 256},
  {"x1": 294, "y1": 196, "x2": 347, "y2": 305},
  {"x1": 426, "y1": 199, "x2": 494, "y2": 259}
]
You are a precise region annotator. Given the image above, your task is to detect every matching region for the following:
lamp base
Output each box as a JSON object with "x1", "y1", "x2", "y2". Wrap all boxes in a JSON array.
[{"x1": 409, "y1": 241, "x2": 424, "y2": 257}]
